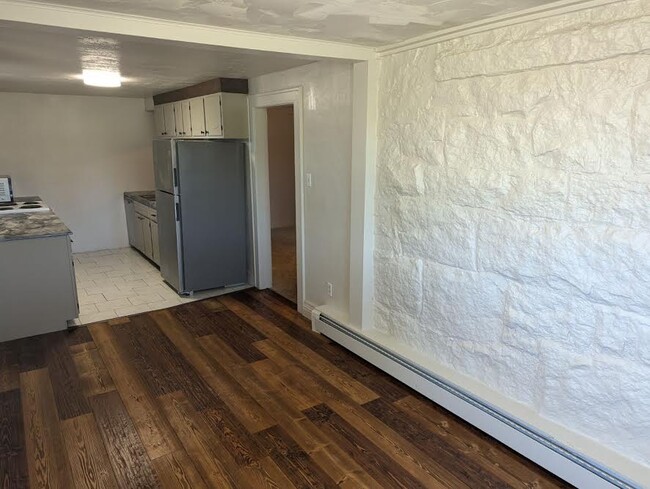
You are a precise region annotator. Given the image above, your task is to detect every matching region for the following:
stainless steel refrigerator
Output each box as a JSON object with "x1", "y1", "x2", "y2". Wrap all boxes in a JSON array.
[{"x1": 154, "y1": 139, "x2": 248, "y2": 295}]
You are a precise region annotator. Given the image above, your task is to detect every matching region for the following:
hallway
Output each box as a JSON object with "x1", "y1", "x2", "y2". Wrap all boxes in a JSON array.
[{"x1": 271, "y1": 226, "x2": 297, "y2": 303}]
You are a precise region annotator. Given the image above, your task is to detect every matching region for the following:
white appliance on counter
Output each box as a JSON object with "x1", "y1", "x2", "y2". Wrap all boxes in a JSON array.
[
  {"x1": 0, "y1": 176, "x2": 13, "y2": 203},
  {"x1": 0, "y1": 199, "x2": 50, "y2": 214}
]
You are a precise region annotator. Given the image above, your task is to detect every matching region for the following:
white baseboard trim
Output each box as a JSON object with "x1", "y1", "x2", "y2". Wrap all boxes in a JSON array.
[
  {"x1": 302, "y1": 300, "x2": 317, "y2": 321},
  {"x1": 312, "y1": 310, "x2": 642, "y2": 489}
]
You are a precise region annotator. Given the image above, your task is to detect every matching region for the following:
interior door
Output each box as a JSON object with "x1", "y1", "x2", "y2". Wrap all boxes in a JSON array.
[
  {"x1": 189, "y1": 97, "x2": 206, "y2": 136},
  {"x1": 203, "y1": 94, "x2": 223, "y2": 137}
]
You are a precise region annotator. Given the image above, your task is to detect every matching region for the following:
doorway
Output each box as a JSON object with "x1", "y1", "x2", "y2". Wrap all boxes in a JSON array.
[
  {"x1": 267, "y1": 105, "x2": 296, "y2": 303},
  {"x1": 250, "y1": 88, "x2": 305, "y2": 314}
]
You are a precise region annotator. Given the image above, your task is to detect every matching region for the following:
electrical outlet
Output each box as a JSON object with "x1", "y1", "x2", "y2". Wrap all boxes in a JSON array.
[
  {"x1": 327, "y1": 282, "x2": 333, "y2": 297},
  {"x1": 306, "y1": 173, "x2": 313, "y2": 187}
]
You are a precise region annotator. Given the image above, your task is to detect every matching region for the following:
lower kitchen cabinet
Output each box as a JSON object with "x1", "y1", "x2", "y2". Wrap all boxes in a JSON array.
[
  {"x1": 125, "y1": 197, "x2": 160, "y2": 266},
  {"x1": 0, "y1": 234, "x2": 78, "y2": 341},
  {"x1": 151, "y1": 221, "x2": 160, "y2": 264},
  {"x1": 137, "y1": 214, "x2": 153, "y2": 258}
]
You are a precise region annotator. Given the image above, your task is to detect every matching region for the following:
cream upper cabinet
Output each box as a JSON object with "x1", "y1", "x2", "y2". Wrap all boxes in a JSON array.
[
  {"x1": 162, "y1": 104, "x2": 176, "y2": 137},
  {"x1": 181, "y1": 100, "x2": 191, "y2": 137},
  {"x1": 154, "y1": 93, "x2": 248, "y2": 139},
  {"x1": 173, "y1": 102, "x2": 184, "y2": 136},
  {"x1": 219, "y1": 93, "x2": 249, "y2": 139},
  {"x1": 153, "y1": 105, "x2": 166, "y2": 137},
  {"x1": 203, "y1": 94, "x2": 223, "y2": 137},
  {"x1": 189, "y1": 97, "x2": 206, "y2": 136},
  {"x1": 173, "y1": 101, "x2": 192, "y2": 136}
]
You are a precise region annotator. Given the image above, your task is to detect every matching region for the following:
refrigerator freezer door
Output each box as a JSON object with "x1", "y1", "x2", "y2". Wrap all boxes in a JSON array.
[
  {"x1": 176, "y1": 140, "x2": 247, "y2": 292},
  {"x1": 156, "y1": 190, "x2": 182, "y2": 292},
  {"x1": 153, "y1": 139, "x2": 175, "y2": 193}
]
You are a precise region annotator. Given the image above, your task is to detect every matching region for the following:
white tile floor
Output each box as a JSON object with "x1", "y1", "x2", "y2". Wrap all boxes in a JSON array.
[{"x1": 72, "y1": 247, "x2": 249, "y2": 325}]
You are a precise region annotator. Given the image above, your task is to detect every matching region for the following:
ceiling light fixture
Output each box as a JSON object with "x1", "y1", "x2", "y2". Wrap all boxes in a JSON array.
[{"x1": 82, "y1": 69, "x2": 122, "y2": 88}]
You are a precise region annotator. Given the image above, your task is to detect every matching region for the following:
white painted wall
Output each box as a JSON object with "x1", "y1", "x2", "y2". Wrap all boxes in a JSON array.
[
  {"x1": 250, "y1": 60, "x2": 353, "y2": 315},
  {"x1": 267, "y1": 105, "x2": 296, "y2": 229},
  {"x1": 0, "y1": 92, "x2": 154, "y2": 253},
  {"x1": 374, "y1": 0, "x2": 650, "y2": 476}
]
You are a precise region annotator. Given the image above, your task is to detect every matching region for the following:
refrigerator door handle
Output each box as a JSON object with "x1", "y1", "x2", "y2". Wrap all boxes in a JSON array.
[
  {"x1": 175, "y1": 202, "x2": 181, "y2": 222},
  {"x1": 173, "y1": 167, "x2": 179, "y2": 189}
]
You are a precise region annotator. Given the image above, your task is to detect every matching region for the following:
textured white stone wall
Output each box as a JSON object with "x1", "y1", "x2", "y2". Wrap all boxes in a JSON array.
[{"x1": 374, "y1": 0, "x2": 650, "y2": 468}]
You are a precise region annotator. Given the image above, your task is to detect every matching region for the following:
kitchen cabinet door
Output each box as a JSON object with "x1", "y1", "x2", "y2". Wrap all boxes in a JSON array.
[
  {"x1": 203, "y1": 94, "x2": 223, "y2": 137},
  {"x1": 181, "y1": 100, "x2": 192, "y2": 137},
  {"x1": 124, "y1": 198, "x2": 137, "y2": 247},
  {"x1": 135, "y1": 214, "x2": 147, "y2": 254},
  {"x1": 143, "y1": 219, "x2": 153, "y2": 259},
  {"x1": 173, "y1": 101, "x2": 185, "y2": 136},
  {"x1": 163, "y1": 104, "x2": 176, "y2": 137},
  {"x1": 220, "y1": 93, "x2": 249, "y2": 139},
  {"x1": 151, "y1": 221, "x2": 160, "y2": 265},
  {"x1": 153, "y1": 106, "x2": 166, "y2": 137},
  {"x1": 189, "y1": 97, "x2": 206, "y2": 136}
]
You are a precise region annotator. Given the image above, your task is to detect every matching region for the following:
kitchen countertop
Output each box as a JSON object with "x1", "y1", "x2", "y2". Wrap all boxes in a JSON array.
[
  {"x1": 124, "y1": 191, "x2": 156, "y2": 209},
  {"x1": 0, "y1": 197, "x2": 72, "y2": 242}
]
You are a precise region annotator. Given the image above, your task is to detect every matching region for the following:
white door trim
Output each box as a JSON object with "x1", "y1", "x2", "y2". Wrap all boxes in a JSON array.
[{"x1": 249, "y1": 87, "x2": 305, "y2": 314}]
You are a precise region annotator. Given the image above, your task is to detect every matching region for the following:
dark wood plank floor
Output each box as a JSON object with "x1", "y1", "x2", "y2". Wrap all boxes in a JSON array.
[{"x1": 0, "y1": 289, "x2": 572, "y2": 488}]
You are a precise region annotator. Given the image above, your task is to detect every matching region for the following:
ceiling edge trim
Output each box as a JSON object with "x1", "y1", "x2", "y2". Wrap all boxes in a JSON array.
[
  {"x1": 377, "y1": 0, "x2": 626, "y2": 56},
  {"x1": 0, "y1": 0, "x2": 377, "y2": 61}
]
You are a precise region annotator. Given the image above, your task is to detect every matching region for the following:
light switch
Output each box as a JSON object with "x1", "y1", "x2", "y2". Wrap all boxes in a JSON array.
[{"x1": 306, "y1": 173, "x2": 313, "y2": 187}]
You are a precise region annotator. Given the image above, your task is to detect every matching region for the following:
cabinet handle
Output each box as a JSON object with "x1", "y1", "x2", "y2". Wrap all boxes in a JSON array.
[{"x1": 205, "y1": 130, "x2": 209, "y2": 134}]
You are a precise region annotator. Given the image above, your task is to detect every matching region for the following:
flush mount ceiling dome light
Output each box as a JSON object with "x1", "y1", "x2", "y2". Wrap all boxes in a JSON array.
[{"x1": 82, "y1": 69, "x2": 122, "y2": 87}]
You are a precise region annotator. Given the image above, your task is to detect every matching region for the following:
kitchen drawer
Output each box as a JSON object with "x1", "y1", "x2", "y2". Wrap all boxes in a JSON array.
[{"x1": 134, "y1": 202, "x2": 157, "y2": 221}]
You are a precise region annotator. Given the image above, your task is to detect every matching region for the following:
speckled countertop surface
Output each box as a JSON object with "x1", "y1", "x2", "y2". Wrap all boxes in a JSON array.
[
  {"x1": 0, "y1": 197, "x2": 72, "y2": 242},
  {"x1": 124, "y1": 191, "x2": 156, "y2": 209}
]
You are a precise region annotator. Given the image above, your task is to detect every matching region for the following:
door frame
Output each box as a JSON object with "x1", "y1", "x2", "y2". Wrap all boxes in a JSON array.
[{"x1": 249, "y1": 87, "x2": 305, "y2": 314}]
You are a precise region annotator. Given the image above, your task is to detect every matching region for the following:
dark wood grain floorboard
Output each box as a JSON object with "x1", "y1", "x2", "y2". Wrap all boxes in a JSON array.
[
  {"x1": 90, "y1": 390, "x2": 160, "y2": 488},
  {"x1": 88, "y1": 320, "x2": 182, "y2": 461},
  {"x1": 113, "y1": 314, "x2": 181, "y2": 397},
  {"x1": 151, "y1": 308, "x2": 277, "y2": 433},
  {"x1": 171, "y1": 302, "x2": 216, "y2": 337},
  {"x1": 242, "y1": 290, "x2": 413, "y2": 402},
  {"x1": 152, "y1": 449, "x2": 208, "y2": 489},
  {"x1": 0, "y1": 389, "x2": 28, "y2": 488},
  {"x1": 65, "y1": 326, "x2": 94, "y2": 348},
  {"x1": 15, "y1": 335, "x2": 48, "y2": 373},
  {"x1": 305, "y1": 403, "x2": 427, "y2": 489},
  {"x1": 159, "y1": 392, "x2": 239, "y2": 489},
  {"x1": 257, "y1": 425, "x2": 339, "y2": 489},
  {"x1": 203, "y1": 309, "x2": 267, "y2": 363},
  {"x1": 364, "y1": 397, "x2": 511, "y2": 488},
  {"x1": 60, "y1": 413, "x2": 119, "y2": 489},
  {"x1": 394, "y1": 394, "x2": 568, "y2": 487},
  {"x1": 20, "y1": 368, "x2": 73, "y2": 488},
  {"x1": 46, "y1": 332, "x2": 91, "y2": 420},
  {"x1": 71, "y1": 348, "x2": 116, "y2": 398},
  {"x1": 0, "y1": 292, "x2": 572, "y2": 489}
]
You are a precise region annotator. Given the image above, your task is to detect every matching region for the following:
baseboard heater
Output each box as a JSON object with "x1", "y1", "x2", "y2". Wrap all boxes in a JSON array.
[{"x1": 312, "y1": 311, "x2": 640, "y2": 489}]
